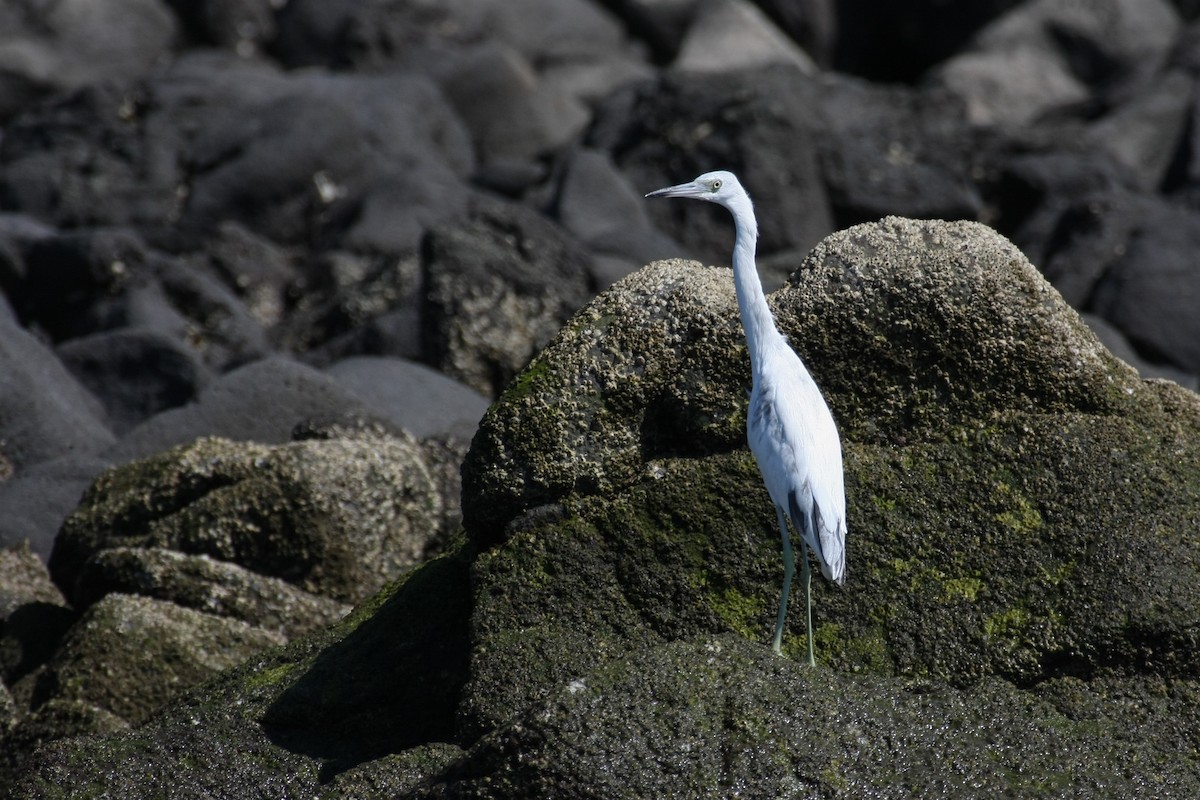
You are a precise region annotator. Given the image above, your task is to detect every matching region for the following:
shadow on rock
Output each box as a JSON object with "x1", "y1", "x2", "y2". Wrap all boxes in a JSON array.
[{"x1": 262, "y1": 551, "x2": 472, "y2": 780}]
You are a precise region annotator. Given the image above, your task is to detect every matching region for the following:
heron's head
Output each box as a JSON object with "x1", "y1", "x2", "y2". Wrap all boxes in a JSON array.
[{"x1": 645, "y1": 170, "x2": 746, "y2": 208}]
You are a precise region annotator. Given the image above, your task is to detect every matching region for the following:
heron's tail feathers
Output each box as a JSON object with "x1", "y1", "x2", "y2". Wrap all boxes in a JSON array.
[{"x1": 789, "y1": 490, "x2": 846, "y2": 585}]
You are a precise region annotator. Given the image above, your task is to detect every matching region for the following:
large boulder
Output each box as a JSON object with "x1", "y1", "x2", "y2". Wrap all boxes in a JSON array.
[{"x1": 10, "y1": 217, "x2": 1200, "y2": 796}]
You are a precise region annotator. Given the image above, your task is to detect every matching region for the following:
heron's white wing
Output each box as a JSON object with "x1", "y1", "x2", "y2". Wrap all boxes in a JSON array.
[{"x1": 747, "y1": 340, "x2": 846, "y2": 583}]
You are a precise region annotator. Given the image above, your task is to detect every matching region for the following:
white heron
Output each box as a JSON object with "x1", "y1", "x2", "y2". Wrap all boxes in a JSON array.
[{"x1": 646, "y1": 170, "x2": 846, "y2": 666}]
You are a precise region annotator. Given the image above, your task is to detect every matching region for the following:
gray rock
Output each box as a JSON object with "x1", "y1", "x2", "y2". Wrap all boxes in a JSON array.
[
  {"x1": 671, "y1": 0, "x2": 816, "y2": 75},
  {"x1": 554, "y1": 148, "x2": 683, "y2": 267},
  {"x1": 0, "y1": 315, "x2": 114, "y2": 475},
  {"x1": 15, "y1": 593, "x2": 284, "y2": 725},
  {"x1": 596, "y1": 65, "x2": 833, "y2": 266},
  {"x1": 0, "y1": 0, "x2": 176, "y2": 120},
  {"x1": 817, "y1": 74, "x2": 984, "y2": 223},
  {"x1": 55, "y1": 433, "x2": 442, "y2": 604},
  {"x1": 0, "y1": 456, "x2": 110, "y2": 559},
  {"x1": 929, "y1": 0, "x2": 1181, "y2": 127},
  {"x1": 105, "y1": 357, "x2": 371, "y2": 463},
  {"x1": 1085, "y1": 70, "x2": 1195, "y2": 192},
  {"x1": 0, "y1": 545, "x2": 74, "y2": 686},
  {"x1": 57, "y1": 328, "x2": 213, "y2": 435},
  {"x1": 73, "y1": 547, "x2": 350, "y2": 639},
  {"x1": 422, "y1": 195, "x2": 595, "y2": 397},
  {"x1": 1090, "y1": 199, "x2": 1200, "y2": 374},
  {"x1": 324, "y1": 356, "x2": 490, "y2": 441},
  {"x1": 440, "y1": 43, "x2": 590, "y2": 165}
]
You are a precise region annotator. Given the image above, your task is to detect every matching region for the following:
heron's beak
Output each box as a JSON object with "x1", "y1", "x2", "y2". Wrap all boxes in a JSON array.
[{"x1": 645, "y1": 181, "x2": 704, "y2": 199}]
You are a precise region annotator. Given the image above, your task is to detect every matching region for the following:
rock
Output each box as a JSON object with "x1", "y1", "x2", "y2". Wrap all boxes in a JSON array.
[
  {"x1": 57, "y1": 328, "x2": 213, "y2": 435},
  {"x1": 0, "y1": 83, "x2": 181, "y2": 229},
  {"x1": 0, "y1": 545, "x2": 72, "y2": 685},
  {"x1": 324, "y1": 356, "x2": 490, "y2": 441},
  {"x1": 828, "y1": 0, "x2": 1023, "y2": 81},
  {"x1": 1084, "y1": 69, "x2": 1194, "y2": 192},
  {"x1": 423, "y1": 637, "x2": 1200, "y2": 798},
  {"x1": 672, "y1": 0, "x2": 817, "y2": 75},
  {"x1": 1090, "y1": 199, "x2": 1200, "y2": 374},
  {"x1": 275, "y1": 250, "x2": 425, "y2": 365},
  {"x1": 73, "y1": 548, "x2": 350, "y2": 639},
  {"x1": 53, "y1": 433, "x2": 442, "y2": 604},
  {"x1": 439, "y1": 43, "x2": 590, "y2": 165},
  {"x1": 15, "y1": 593, "x2": 284, "y2": 725},
  {"x1": 105, "y1": 357, "x2": 371, "y2": 463},
  {"x1": 10, "y1": 553, "x2": 473, "y2": 799},
  {"x1": 554, "y1": 148, "x2": 683, "y2": 267},
  {"x1": 0, "y1": 0, "x2": 176, "y2": 120},
  {"x1": 422, "y1": 195, "x2": 595, "y2": 397},
  {"x1": 0, "y1": 456, "x2": 111, "y2": 558},
  {"x1": 595, "y1": 65, "x2": 833, "y2": 266},
  {"x1": 162, "y1": 0, "x2": 276, "y2": 55},
  {"x1": 817, "y1": 74, "x2": 984, "y2": 224},
  {"x1": 0, "y1": 699, "x2": 128, "y2": 791},
  {"x1": 929, "y1": 0, "x2": 1181, "y2": 128},
  {"x1": 9, "y1": 217, "x2": 1200, "y2": 798},
  {"x1": 0, "y1": 314, "x2": 114, "y2": 475}
]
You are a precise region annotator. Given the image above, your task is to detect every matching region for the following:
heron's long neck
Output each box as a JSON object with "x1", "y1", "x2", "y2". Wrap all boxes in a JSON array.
[{"x1": 729, "y1": 199, "x2": 779, "y2": 376}]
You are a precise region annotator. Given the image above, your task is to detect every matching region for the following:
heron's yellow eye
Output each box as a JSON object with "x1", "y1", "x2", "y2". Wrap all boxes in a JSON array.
[{"x1": 712, "y1": 180, "x2": 722, "y2": 191}]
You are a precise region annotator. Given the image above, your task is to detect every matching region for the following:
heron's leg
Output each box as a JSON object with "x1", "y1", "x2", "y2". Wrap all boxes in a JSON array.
[
  {"x1": 801, "y1": 545, "x2": 815, "y2": 667},
  {"x1": 772, "y1": 506, "x2": 793, "y2": 655}
]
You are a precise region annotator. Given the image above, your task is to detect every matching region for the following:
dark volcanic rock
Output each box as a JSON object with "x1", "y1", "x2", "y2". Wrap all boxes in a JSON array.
[
  {"x1": 422, "y1": 195, "x2": 595, "y2": 397},
  {"x1": 57, "y1": 328, "x2": 213, "y2": 435},
  {"x1": 104, "y1": 357, "x2": 370, "y2": 463},
  {"x1": 323, "y1": 356, "x2": 490, "y2": 441},
  {"x1": 0, "y1": 314, "x2": 114, "y2": 476},
  {"x1": 596, "y1": 64, "x2": 834, "y2": 267},
  {"x1": 0, "y1": 456, "x2": 112, "y2": 558}
]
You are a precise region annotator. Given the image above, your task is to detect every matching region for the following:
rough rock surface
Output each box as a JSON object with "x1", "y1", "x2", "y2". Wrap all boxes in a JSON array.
[
  {"x1": 4, "y1": 0, "x2": 1200, "y2": 795},
  {"x1": 12, "y1": 218, "x2": 1200, "y2": 798}
]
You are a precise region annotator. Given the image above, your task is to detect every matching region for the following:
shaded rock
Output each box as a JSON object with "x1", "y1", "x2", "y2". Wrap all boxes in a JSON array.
[
  {"x1": 440, "y1": 43, "x2": 590, "y2": 165},
  {"x1": 105, "y1": 357, "x2": 371, "y2": 463},
  {"x1": 276, "y1": 250, "x2": 425, "y2": 364},
  {"x1": 671, "y1": 0, "x2": 817, "y2": 75},
  {"x1": 929, "y1": 0, "x2": 1181, "y2": 127},
  {"x1": 16, "y1": 593, "x2": 284, "y2": 725},
  {"x1": 0, "y1": 315, "x2": 114, "y2": 475},
  {"x1": 0, "y1": 83, "x2": 181, "y2": 229},
  {"x1": 424, "y1": 636, "x2": 1200, "y2": 799},
  {"x1": 596, "y1": 65, "x2": 833, "y2": 266},
  {"x1": 14, "y1": 227, "x2": 147, "y2": 343},
  {"x1": 817, "y1": 75, "x2": 984, "y2": 225},
  {"x1": 554, "y1": 147, "x2": 682, "y2": 267},
  {"x1": 163, "y1": 0, "x2": 276, "y2": 55},
  {"x1": 73, "y1": 547, "x2": 350, "y2": 639},
  {"x1": 173, "y1": 65, "x2": 472, "y2": 249},
  {"x1": 0, "y1": 699, "x2": 128, "y2": 791},
  {"x1": 57, "y1": 328, "x2": 213, "y2": 435},
  {"x1": 422, "y1": 196, "x2": 595, "y2": 397},
  {"x1": 0, "y1": 0, "x2": 176, "y2": 120},
  {"x1": 324, "y1": 356, "x2": 490, "y2": 441},
  {"x1": 0, "y1": 456, "x2": 110, "y2": 558},
  {"x1": 1090, "y1": 199, "x2": 1200, "y2": 373},
  {"x1": 0, "y1": 545, "x2": 72, "y2": 685},
  {"x1": 1084, "y1": 69, "x2": 1194, "y2": 191},
  {"x1": 53, "y1": 433, "x2": 442, "y2": 604},
  {"x1": 10, "y1": 552, "x2": 473, "y2": 798},
  {"x1": 828, "y1": 0, "x2": 1023, "y2": 81}
]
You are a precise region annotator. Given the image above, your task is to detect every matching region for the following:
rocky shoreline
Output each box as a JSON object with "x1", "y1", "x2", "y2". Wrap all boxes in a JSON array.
[{"x1": 3, "y1": 1, "x2": 1200, "y2": 796}]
